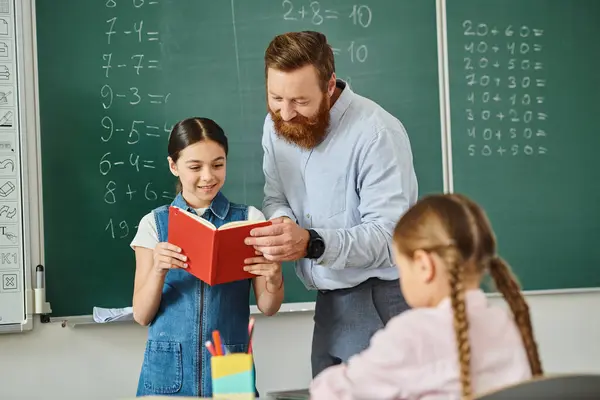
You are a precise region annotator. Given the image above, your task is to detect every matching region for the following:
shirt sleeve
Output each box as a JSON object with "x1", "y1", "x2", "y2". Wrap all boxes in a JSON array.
[
  {"x1": 261, "y1": 117, "x2": 297, "y2": 222},
  {"x1": 309, "y1": 317, "x2": 413, "y2": 400},
  {"x1": 313, "y1": 127, "x2": 418, "y2": 270},
  {"x1": 130, "y1": 212, "x2": 159, "y2": 250},
  {"x1": 247, "y1": 206, "x2": 267, "y2": 222}
]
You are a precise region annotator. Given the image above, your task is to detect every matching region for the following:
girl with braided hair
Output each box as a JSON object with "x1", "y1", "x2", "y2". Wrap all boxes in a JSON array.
[{"x1": 309, "y1": 193, "x2": 542, "y2": 400}]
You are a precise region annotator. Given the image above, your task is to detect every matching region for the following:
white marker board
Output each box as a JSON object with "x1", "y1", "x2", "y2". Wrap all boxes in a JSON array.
[{"x1": 0, "y1": 0, "x2": 27, "y2": 330}]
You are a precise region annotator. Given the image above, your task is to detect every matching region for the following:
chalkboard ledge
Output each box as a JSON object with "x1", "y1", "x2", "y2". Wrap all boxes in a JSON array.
[{"x1": 47, "y1": 302, "x2": 317, "y2": 328}]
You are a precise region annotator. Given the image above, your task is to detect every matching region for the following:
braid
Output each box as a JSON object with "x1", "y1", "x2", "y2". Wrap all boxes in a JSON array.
[
  {"x1": 448, "y1": 257, "x2": 473, "y2": 400},
  {"x1": 489, "y1": 256, "x2": 543, "y2": 376}
]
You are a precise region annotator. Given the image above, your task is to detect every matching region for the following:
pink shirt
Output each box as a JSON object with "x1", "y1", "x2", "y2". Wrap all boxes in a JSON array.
[{"x1": 309, "y1": 290, "x2": 532, "y2": 400}]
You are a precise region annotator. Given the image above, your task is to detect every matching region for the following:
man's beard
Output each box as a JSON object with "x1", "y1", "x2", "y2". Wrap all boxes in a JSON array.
[{"x1": 269, "y1": 92, "x2": 330, "y2": 150}]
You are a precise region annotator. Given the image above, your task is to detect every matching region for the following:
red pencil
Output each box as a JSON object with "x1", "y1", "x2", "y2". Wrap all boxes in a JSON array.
[
  {"x1": 212, "y1": 330, "x2": 223, "y2": 356},
  {"x1": 248, "y1": 317, "x2": 255, "y2": 354},
  {"x1": 205, "y1": 341, "x2": 216, "y2": 357}
]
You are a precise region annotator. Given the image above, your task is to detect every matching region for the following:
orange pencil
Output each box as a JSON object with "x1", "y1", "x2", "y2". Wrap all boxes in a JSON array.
[{"x1": 212, "y1": 330, "x2": 223, "y2": 356}]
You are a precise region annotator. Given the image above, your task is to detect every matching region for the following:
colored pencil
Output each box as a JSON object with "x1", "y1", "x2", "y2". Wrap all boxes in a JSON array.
[
  {"x1": 248, "y1": 317, "x2": 255, "y2": 354},
  {"x1": 205, "y1": 341, "x2": 216, "y2": 356},
  {"x1": 212, "y1": 330, "x2": 223, "y2": 356}
]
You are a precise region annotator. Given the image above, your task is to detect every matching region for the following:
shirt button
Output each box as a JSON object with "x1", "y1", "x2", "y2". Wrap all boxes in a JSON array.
[{"x1": 306, "y1": 213, "x2": 311, "y2": 219}]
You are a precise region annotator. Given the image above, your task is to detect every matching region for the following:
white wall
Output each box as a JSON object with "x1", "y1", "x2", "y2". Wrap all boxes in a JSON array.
[
  {"x1": 1, "y1": 291, "x2": 600, "y2": 400},
  {"x1": 6, "y1": 1, "x2": 598, "y2": 399}
]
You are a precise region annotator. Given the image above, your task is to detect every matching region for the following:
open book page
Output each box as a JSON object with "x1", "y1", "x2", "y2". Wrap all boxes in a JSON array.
[
  {"x1": 176, "y1": 207, "x2": 217, "y2": 230},
  {"x1": 219, "y1": 219, "x2": 268, "y2": 230}
]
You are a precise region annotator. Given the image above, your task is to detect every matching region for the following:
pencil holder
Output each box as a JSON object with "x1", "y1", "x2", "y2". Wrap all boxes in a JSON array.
[{"x1": 211, "y1": 352, "x2": 255, "y2": 400}]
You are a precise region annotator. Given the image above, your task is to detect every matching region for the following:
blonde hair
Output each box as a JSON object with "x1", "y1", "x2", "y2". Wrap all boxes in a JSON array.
[{"x1": 393, "y1": 193, "x2": 543, "y2": 399}]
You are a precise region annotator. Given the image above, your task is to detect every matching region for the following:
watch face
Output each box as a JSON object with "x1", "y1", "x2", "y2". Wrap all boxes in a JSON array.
[
  {"x1": 308, "y1": 230, "x2": 325, "y2": 258},
  {"x1": 317, "y1": 239, "x2": 325, "y2": 250},
  {"x1": 313, "y1": 238, "x2": 325, "y2": 257}
]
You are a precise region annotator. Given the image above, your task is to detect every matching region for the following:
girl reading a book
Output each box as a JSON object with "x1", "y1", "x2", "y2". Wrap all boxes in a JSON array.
[
  {"x1": 309, "y1": 193, "x2": 542, "y2": 399},
  {"x1": 130, "y1": 117, "x2": 284, "y2": 397}
]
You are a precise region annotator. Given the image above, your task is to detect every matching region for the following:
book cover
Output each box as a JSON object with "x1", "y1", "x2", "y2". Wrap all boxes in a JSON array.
[{"x1": 167, "y1": 206, "x2": 272, "y2": 285}]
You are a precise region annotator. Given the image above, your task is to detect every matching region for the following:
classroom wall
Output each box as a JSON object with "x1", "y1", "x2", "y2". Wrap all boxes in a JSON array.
[
  {"x1": 1, "y1": 291, "x2": 600, "y2": 400},
  {"x1": 3, "y1": 1, "x2": 598, "y2": 399}
]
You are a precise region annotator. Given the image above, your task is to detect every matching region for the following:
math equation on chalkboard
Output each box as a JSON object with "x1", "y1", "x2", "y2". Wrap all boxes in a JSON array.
[
  {"x1": 460, "y1": 21, "x2": 548, "y2": 158},
  {"x1": 280, "y1": 1, "x2": 373, "y2": 86},
  {"x1": 101, "y1": 0, "x2": 176, "y2": 241}
]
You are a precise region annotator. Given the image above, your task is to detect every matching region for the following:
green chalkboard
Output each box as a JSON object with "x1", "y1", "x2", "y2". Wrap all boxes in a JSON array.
[
  {"x1": 36, "y1": 0, "x2": 443, "y2": 317},
  {"x1": 447, "y1": 0, "x2": 600, "y2": 291}
]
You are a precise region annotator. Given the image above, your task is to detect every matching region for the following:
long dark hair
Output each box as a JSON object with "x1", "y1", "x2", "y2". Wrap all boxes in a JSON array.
[{"x1": 168, "y1": 117, "x2": 229, "y2": 192}]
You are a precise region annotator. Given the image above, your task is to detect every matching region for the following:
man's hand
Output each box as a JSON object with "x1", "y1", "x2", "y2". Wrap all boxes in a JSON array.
[{"x1": 244, "y1": 217, "x2": 309, "y2": 262}]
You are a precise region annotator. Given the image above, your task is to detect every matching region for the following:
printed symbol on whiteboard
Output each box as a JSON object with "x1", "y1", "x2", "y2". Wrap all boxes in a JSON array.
[
  {"x1": 0, "y1": 42, "x2": 8, "y2": 58},
  {"x1": 0, "y1": 65, "x2": 10, "y2": 81},
  {"x1": 0, "y1": 88, "x2": 12, "y2": 105},
  {"x1": 0, "y1": 158, "x2": 13, "y2": 172},
  {"x1": 0, "y1": 141, "x2": 13, "y2": 151},
  {"x1": 0, "y1": 0, "x2": 8, "y2": 14},
  {"x1": 0, "y1": 251, "x2": 16, "y2": 265},
  {"x1": 0, "y1": 180, "x2": 14, "y2": 197},
  {"x1": 0, "y1": 228, "x2": 16, "y2": 244},
  {"x1": 2, "y1": 273, "x2": 17, "y2": 290},
  {"x1": 0, "y1": 205, "x2": 16, "y2": 219},
  {"x1": 0, "y1": 110, "x2": 12, "y2": 127},
  {"x1": 0, "y1": 226, "x2": 16, "y2": 244},
  {"x1": 0, "y1": 19, "x2": 7, "y2": 36}
]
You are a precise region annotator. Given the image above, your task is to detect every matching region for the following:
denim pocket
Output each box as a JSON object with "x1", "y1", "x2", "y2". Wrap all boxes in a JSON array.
[{"x1": 142, "y1": 340, "x2": 183, "y2": 394}]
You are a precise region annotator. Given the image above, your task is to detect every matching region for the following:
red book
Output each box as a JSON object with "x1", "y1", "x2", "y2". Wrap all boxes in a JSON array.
[{"x1": 167, "y1": 206, "x2": 272, "y2": 285}]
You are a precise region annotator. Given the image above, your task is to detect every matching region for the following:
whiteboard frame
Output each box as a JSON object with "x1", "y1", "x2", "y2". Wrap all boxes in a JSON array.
[
  {"x1": 437, "y1": 0, "x2": 453, "y2": 193},
  {"x1": 0, "y1": 0, "x2": 37, "y2": 334},
  {"x1": 52, "y1": 302, "x2": 317, "y2": 328}
]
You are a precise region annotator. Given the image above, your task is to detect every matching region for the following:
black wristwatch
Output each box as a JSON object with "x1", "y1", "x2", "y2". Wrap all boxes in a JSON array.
[{"x1": 306, "y1": 229, "x2": 325, "y2": 259}]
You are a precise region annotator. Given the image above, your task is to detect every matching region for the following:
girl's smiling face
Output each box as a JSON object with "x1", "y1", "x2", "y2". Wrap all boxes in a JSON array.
[{"x1": 168, "y1": 139, "x2": 226, "y2": 209}]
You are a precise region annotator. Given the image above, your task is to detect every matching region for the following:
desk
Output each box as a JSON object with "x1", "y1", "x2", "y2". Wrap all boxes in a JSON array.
[{"x1": 128, "y1": 390, "x2": 310, "y2": 399}]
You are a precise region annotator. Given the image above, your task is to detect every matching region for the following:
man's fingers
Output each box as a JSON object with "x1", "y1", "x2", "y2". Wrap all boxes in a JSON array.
[
  {"x1": 249, "y1": 223, "x2": 285, "y2": 238},
  {"x1": 253, "y1": 245, "x2": 287, "y2": 256},
  {"x1": 269, "y1": 217, "x2": 290, "y2": 225},
  {"x1": 245, "y1": 235, "x2": 284, "y2": 247}
]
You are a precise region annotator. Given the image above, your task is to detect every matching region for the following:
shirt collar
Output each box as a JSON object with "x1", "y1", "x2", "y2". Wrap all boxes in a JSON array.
[
  {"x1": 437, "y1": 289, "x2": 488, "y2": 310},
  {"x1": 171, "y1": 191, "x2": 230, "y2": 220},
  {"x1": 329, "y1": 79, "x2": 354, "y2": 128}
]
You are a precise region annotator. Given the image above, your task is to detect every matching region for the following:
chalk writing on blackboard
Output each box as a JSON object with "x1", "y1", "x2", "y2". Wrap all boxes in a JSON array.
[
  {"x1": 101, "y1": 2, "x2": 177, "y2": 240},
  {"x1": 461, "y1": 20, "x2": 548, "y2": 158},
  {"x1": 281, "y1": 1, "x2": 372, "y2": 66}
]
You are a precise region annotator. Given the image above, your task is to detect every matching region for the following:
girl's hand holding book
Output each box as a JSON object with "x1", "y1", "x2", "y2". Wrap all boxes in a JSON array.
[
  {"x1": 243, "y1": 253, "x2": 282, "y2": 286},
  {"x1": 153, "y1": 242, "x2": 188, "y2": 275}
]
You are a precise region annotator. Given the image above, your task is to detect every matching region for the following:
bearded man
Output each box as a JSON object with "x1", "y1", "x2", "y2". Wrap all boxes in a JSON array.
[{"x1": 244, "y1": 30, "x2": 418, "y2": 378}]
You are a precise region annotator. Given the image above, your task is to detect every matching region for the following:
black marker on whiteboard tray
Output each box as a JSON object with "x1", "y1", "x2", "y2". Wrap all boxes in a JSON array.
[{"x1": 36, "y1": 264, "x2": 53, "y2": 323}]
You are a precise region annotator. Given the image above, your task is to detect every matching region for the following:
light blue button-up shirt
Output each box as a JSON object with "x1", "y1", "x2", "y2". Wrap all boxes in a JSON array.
[{"x1": 261, "y1": 80, "x2": 418, "y2": 290}]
